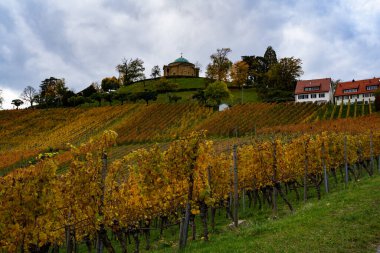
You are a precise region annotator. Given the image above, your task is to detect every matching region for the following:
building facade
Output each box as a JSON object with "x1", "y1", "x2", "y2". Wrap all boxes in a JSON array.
[
  {"x1": 334, "y1": 77, "x2": 380, "y2": 105},
  {"x1": 163, "y1": 56, "x2": 199, "y2": 77},
  {"x1": 295, "y1": 78, "x2": 332, "y2": 103}
]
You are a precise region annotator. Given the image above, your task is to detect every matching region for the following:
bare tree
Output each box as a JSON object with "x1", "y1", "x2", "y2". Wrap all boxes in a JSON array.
[
  {"x1": 91, "y1": 82, "x2": 101, "y2": 92},
  {"x1": 151, "y1": 65, "x2": 161, "y2": 79},
  {"x1": 195, "y1": 61, "x2": 202, "y2": 74},
  {"x1": 21, "y1": 86, "x2": 38, "y2": 108},
  {"x1": 331, "y1": 79, "x2": 341, "y2": 95},
  {"x1": 206, "y1": 48, "x2": 232, "y2": 82},
  {"x1": 116, "y1": 58, "x2": 145, "y2": 86}
]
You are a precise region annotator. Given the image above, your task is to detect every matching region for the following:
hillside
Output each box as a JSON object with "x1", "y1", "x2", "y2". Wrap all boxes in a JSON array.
[
  {"x1": 1, "y1": 102, "x2": 380, "y2": 252},
  {"x1": 1, "y1": 120, "x2": 379, "y2": 252},
  {"x1": 0, "y1": 102, "x2": 378, "y2": 174},
  {"x1": 196, "y1": 102, "x2": 321, "y2": 136},
  {"x1": 119, "y1": 77, "x2": 260, "y2": 104},
  {"x1": 122, "y1": 77, "x2": 207, "y2": 92}
]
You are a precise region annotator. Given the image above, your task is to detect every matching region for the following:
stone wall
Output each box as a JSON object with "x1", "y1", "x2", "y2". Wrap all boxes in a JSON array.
[{"x1": 163, "y1": 63, "x2": 199, "y2": 77}]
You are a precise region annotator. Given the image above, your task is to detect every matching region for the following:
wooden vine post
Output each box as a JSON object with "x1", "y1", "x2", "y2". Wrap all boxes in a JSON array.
[
  {"x1": 229, "y1": 145, "x2": 233, "y2": 219},
  {"x1": 344, "y1": 135, "x2": 349, "y2": 186},
  {"x1": 272, "y1": 140, "x2": 278, "y2": 216},
  {"x1": 179, "y1": 170, "x2": 194, "y2": 249},
  {"x1": 233, "y1": 144, "x2": 239, "y2": 228},
  {"x1": 370, "y1": 131, "x2": 374, "y2": 174},
  {"x1": 96, "y1": 152, "x2": 108, "y2": 253},
  {"x1": 303, "y1": 140, "x2": 309, "y2": 203},
  {"x1": 179, "y1": 135, "x2": 201, "y2": 250},
  {"x1": 322, "y1": 141, "x2": 329, "y2": 193}
]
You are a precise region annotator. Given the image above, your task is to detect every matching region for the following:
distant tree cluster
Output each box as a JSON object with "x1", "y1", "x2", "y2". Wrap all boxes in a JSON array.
[
  {"x1": 204, "y1": 46, "x2": 303, "y2": 103},
  {"x1": 15, "y1": 78, "x2": 89, "y2": 109},
  {"x1": 242, "y1": 46, "x2": 303, "y2": 102},
  {"x1": 101, "y1": 76, "x2": 120, "y2": 92},
  {"x1": 3, "y1": 47, "x2": 305, "y2": 110},
  {"x1": 5, "y1": 56, "x2": 156, "y2": 109},
  {"x1": 34, "y1": 77, "x2": 76, "y2": 108}
]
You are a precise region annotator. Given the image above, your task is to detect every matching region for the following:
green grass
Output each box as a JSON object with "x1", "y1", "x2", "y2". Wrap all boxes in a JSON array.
[
  {"x1": 228, "y1": 88, "x2": 261, "y2": 104},
  {"x1": 117, "y1": 78, "x2": 260, "y2": 105},
  {"x1": 120, "y1": 78, "x2": 207, "y2": 93},
  {"x1": 151, "y1": 176, "x2": 380, "y2": 253},
  {"x1": 156, "y1": 91, "x2": 199, "y2": 103}
]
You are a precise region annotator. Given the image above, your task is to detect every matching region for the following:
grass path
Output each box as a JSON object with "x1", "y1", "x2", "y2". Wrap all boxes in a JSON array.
[{"x1": 153, "y1": 176, "x2": 380, "y2": 253}]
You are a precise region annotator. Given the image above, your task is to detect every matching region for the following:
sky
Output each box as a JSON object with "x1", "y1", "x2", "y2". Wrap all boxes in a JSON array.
[{"x1": 1, "y1": 0, "x2": 380, "y2": 109}]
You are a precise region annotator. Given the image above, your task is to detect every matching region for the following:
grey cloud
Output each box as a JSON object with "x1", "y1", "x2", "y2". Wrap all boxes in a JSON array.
[{"x1": 1, "y1": 0, "x2": 380, "y2": 108}]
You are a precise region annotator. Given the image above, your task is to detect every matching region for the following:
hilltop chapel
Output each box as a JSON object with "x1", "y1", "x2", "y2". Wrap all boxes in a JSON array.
[{"x1": 163, "y1": 54, "x2": 200, "y2": 77}]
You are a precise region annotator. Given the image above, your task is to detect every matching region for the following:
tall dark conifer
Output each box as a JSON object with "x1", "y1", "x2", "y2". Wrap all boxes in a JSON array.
[{"x1": 264, "y1": 46, "x2": 278, "y2": 70}]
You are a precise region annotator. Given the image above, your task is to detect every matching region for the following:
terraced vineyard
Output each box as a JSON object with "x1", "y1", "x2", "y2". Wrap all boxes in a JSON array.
[
  {"x1": 196, "y1": 102, "x2": 321, "y2": 136},
  {"x1": 0, "y1": 104, "x2": 213, "y2": 172},
  {"x1": 0, "y1": 102, "x2": 377, "y2": 173},
  {"x1": 308, "y1": 101, "x2": 375, "y2": 121},
  {"x1": 113, "y1": 103, "x2": 213, "y2": 144},
  {"x1": 0, "y1": 105, "x2": 137, "y2": 172},
  {"x1": 1, "y1": 101, "x2": 380, "y2": 252},
  {"x1": 1, "y1": 125, "x2": 380, "y2": 252}
]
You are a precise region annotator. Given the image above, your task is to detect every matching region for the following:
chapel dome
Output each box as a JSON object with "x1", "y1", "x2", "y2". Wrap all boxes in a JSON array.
[{"x1": 173, "y1": 57, "x2": 189, "y2": 63}]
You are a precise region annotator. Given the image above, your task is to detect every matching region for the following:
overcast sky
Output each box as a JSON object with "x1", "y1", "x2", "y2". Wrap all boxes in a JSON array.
[{"x1": 1, "y1": 0, "x2": 380, "y2": 109}]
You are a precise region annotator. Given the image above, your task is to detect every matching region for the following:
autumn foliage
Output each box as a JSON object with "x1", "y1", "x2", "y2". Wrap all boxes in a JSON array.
[{"x1": 1, "y1": 128, "x2": 379, "y2": 251}]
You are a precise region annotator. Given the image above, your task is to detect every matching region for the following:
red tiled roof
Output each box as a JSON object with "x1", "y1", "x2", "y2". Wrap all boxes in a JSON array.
[
  {"x1": 295, "y1": 78, "x2": 331, "y2": 95},
  {"x1": 334, "y1": 77, "x2": 380, "y2": 97}
]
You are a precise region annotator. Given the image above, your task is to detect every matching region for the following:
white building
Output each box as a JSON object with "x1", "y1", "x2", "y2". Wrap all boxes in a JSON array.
[
  {"x1": 334, "y1": 78, "x2": 380, "y2": 105},
  {"x1": 219, "y1": 103, "x2": 229, "y2": 111},
  {"x1": 295, "y1": 78, "x2": 332, "y2": 103}
]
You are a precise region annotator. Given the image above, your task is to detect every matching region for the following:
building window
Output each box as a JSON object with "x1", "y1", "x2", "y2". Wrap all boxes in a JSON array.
[
  {"x1": 319, "y1": 93, "x2": 325, "y2": 98},
  {"x1": 298, "y1": 94, "x2": 309, "y2": 99},
  {"x1": 344, "y1": 96, "x2": 349, "y2": 100},
  {"x1": 351, "y1": 94, "x2": 358, "y2": 99},
  {"x1": 364, "y1": 93, "x2": 370, "y2": 97},
  {"x1": 304, "y1": 86, "x2": 320, "y2": 91},
  {"x1": 366, "y1": 85, "x2": 379, "y2": 91},
  {"x1": 343, "y1": 88, "x2": 358, "y2": 93},
  {"x1": 311, "y1": 94, "x2": 317, "y2": 98}
]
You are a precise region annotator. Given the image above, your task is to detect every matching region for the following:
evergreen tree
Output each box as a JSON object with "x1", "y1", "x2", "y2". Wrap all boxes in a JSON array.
[{"x1": 263, "y1": 46, "x2": 278, "y2": 70}]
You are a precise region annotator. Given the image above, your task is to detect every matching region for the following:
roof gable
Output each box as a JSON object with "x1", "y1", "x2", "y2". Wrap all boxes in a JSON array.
[
  {"x1": 295, "y1": 78, "x2": 331, "y2": 95},
  {"x1": 334, "y1": 77, "x2": 380, "y2": 96}
]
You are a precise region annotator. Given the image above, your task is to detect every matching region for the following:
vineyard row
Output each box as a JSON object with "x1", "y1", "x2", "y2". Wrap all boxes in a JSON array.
[{"x1": 1, "y1": 130, "x2": 380, "y2": 252}]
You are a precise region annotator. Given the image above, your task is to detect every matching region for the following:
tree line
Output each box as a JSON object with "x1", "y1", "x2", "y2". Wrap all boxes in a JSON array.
[
  {"x1": 204, "y1": 46, "x2": 304, "y2": 102},
  {"x1": 4, "y1": 46, "x2": 377, "y2": 109},
  {"x1": 1, "y1": 57, "x2": 160, "y2": 109}
]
